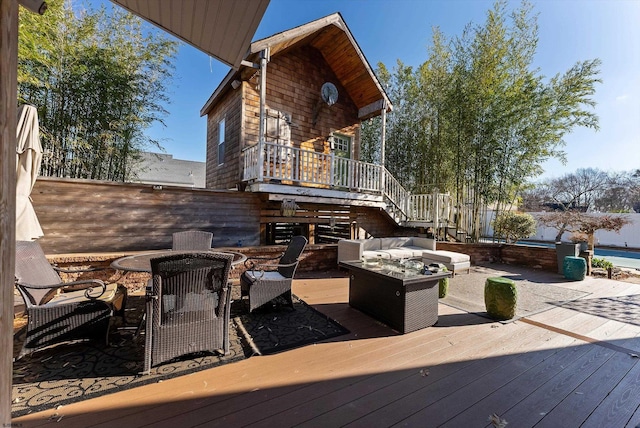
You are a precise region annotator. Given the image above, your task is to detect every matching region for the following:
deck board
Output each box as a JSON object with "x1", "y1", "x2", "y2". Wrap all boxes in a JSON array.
[{"x1": 13, "y1": 270, "x2": 640, "y2": 428}]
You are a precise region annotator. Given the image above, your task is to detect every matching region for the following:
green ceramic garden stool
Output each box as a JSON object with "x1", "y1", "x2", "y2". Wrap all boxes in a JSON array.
[
  {"x1": 563, "y1": 255, "x2": 587, "y2": 281},
  {"x1": 484, "y1": 277, "x2": 517, "y2": 320}
]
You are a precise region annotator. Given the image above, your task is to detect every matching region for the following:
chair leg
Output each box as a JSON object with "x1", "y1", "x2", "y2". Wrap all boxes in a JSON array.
[
  {"x1": 142, "y1": 297, "x2": 154, "y2": 375},
  {"x1": 284, "y1": 291, "x2": 294, "y2": 310}
]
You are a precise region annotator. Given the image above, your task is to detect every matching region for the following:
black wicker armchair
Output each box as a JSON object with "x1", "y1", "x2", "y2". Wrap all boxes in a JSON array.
[
  {"x1": 172, "y1": 230, "x2": 213, "y2": 251},
  {"x1": 14, "y1": 240, "x2": 127, "y2": 359},
  {"x1": 143, "y1": 252, "x2": 233, "y2": 374},
  {"x1": 240, "y1": 235, "x2": 308, "y2": 312}
]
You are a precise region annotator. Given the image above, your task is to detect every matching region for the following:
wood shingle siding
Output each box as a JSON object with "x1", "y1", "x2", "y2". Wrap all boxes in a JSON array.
[
  {"x1": 205, "y1": 88, "x2": 243, "y2": 189},
  {"x1": 206, "y1": 44, "x2": 362, "y2": 191}
]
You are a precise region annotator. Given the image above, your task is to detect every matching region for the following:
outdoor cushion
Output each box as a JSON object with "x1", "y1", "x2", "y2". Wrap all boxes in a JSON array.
[
  {"x1": 243, "y1": 270, "x2": 287, "y2": 282},
  {"x1": 422, "y1": 249, "x2": 470, "y2": 264},
  {"x1": 377, "y1": 248, "x2": 422, "y2": 259},
  {"x1": 42, "y1": 282, "x2": 123, "y2": 309},
  {"x1": 379, "y1": 237, "x2": 412, "y2": 249}
]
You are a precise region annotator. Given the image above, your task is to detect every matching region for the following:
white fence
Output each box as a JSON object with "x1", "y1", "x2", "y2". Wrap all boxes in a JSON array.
[{"x1": 485, "y1": 211, "x2": 640, "y2": 249}]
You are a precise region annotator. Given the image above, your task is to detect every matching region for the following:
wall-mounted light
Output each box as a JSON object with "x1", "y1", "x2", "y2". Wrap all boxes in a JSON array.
[
  {"x1": 231, "y1": 80, "x2": 242, "y2": 90},
  {"x1": 280, "y1": 199, "x2": 299, "y2": 217},
  {"x1": 19, "y1": 0, "x2": 47, "y2": 14},
  {"x1": 152, "y1": 185, "x2": 163, "y2": 191}
]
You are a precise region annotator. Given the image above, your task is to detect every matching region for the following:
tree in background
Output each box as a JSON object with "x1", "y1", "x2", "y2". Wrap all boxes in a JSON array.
[
  {"x1": 17, "y1": 0, "x2": 177, "y2": 181},
  {"x1": 520, "y1": 168, "x2": 639, "y2": 214},
  {"x1": 362, "y1": 0, "x2": 601, "y2": 241},
  {"x1": 537, "y1": 211, "x2": 630, "y2": 250}
]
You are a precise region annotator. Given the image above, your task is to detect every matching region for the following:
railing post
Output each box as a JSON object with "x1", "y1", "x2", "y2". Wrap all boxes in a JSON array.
[
  {"x1": 257, "y1": 48, "x2": 269, "y2": 183},
  {"x1": 257, "y1": 140, "x2": 264, "y2": 182},
  {"x1": 329, "y1": 152, "x2": 335, "y2": 187}
]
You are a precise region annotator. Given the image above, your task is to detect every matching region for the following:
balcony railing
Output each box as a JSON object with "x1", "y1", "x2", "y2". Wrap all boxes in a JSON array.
[
  {"x1": 243, "y1": 142, "x2": 382, "y2": 191},
  {"x1": 243, "y1": 142, "x2": 467, "y2": 228}
]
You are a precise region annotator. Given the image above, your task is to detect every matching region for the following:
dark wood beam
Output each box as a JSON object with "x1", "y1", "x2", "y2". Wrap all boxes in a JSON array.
[{"x1": 0, "y1": 0, "x2": 18, "y2": 422}]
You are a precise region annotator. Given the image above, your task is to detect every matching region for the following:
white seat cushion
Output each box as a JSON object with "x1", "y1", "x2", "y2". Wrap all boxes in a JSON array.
[
  {"x1": 379, "y1": 248, "x2": 417, "y2": 259},
  {"x1": 422, "y1": 249, "x2": 470, "y2": 264}
]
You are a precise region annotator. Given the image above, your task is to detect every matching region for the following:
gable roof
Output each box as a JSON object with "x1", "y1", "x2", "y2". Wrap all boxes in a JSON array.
[
  {"x1": 111, "y1": 0, "x2": 269, "y2": 69},
  {"x1": 200, "y1": 12, "x2": 392, "y2": 119}
]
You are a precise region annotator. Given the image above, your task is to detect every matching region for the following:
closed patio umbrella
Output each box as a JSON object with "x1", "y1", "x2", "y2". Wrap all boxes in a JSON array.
[{"x1": 16, "y1": 104, "x2": 44, "y2": 241}]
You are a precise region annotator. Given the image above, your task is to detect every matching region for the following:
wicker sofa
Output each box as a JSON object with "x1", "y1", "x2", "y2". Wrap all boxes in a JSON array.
[{"x1": 337, "y1": 237, "x2": 471, "y2": 275}]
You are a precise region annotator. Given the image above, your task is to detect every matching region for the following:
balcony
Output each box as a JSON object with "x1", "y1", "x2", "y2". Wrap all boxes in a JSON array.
[{"x1": 243, "y1": 142, "x2": 474, "y2": 234}]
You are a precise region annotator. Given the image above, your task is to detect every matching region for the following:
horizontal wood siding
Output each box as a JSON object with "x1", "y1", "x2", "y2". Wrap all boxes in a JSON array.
[
  {"x1": 352, "y1": 205, "x2": 397, "y2": 238},
  {"x1": 31, "y1": 178, "x2": 261, "y2": 253}
]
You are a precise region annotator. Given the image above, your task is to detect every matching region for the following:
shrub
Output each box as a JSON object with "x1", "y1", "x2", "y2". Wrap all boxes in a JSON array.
[
  {"x1": 592, "y1": 257, "x2": 613, "y2": 269},
  {"x1": 491, "y1": 212, "x2": 537, "y2": 243}
]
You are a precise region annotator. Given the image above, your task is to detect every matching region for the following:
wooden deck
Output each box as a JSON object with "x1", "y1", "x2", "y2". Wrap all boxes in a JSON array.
[{"x1": 13, "y1": 267, "x2": 640, "y2": 427}]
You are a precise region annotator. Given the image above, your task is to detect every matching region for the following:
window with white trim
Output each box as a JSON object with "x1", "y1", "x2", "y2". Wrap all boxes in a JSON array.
[
  {"x1": 218, "y1": 118, "x2": 225, "y2": 165},
  {"x1": 331, "y1": 134, "x2": 350, "y2": 153}
]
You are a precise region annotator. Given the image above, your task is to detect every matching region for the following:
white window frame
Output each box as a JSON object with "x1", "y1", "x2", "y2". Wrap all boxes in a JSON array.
[
  {"x1": 218, "y1": 118, "x2": 225, "y2": 166},
  {"x1": 331, "y1": 134, "x2": 350, "y2": 153}
]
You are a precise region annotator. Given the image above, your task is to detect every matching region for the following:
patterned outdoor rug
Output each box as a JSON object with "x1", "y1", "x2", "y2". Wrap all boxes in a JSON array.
[
  {"x1": 441, "y1": 264, "x2": 591, "y2": 321},
  {"x1": 559, "y1": 294, "x2": 640, "y2": 326},
  {"x1": 12, "y1": 293, "x2": 348, "y2": 418}
]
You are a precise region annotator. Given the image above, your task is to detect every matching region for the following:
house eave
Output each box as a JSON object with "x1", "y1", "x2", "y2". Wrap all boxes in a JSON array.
[
  {"x1": 111, "y1": 0, "x2": 269, "y2": 69},
  {"x1": 200, "y1": 69, "x2": 238, "y2": 116}
]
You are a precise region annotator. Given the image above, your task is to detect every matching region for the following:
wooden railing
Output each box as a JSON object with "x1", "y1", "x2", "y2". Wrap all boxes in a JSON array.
[
  {"x1": 243, "y1": 142, "x2": 467, "y2": 229},
  {"x1": 382, "y1": 168, "x2": 409, "y2": 222},
  {"x1": 244, "y1": 142, "x2": 382, "y2": 190}
]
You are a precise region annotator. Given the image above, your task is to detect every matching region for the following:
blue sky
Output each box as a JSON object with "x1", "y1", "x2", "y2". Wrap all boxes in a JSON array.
[{"x1": 110, "y1": 0, "x2": 640, "y2": 181}]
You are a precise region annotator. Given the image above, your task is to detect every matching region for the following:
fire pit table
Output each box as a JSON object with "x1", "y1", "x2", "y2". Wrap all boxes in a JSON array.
[{"x1": 340, "y1": 258, "x2": 451, "y2": 333}]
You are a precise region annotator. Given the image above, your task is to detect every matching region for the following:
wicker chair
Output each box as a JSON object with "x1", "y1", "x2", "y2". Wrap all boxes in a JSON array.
[
  {"x1": 240, "y1": 235, "x2": 308, "y2": 313},
  {"x1": 14, "y1": 240, "x2": 127, "y2": 359},
  {"x1": 172, "y1": 230, "x2": 213, "y2": 251},
  {"x1": 143, "y1": 252, "x2": 233, "y2": 374}
]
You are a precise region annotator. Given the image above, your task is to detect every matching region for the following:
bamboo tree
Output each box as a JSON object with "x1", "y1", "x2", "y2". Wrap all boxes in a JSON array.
[
  {"x1": 17, "y1": 0, "x2": 177, "y2": 181},
  {"x1": 362, "y1": 0, "x2": 602, "y2": 242}
]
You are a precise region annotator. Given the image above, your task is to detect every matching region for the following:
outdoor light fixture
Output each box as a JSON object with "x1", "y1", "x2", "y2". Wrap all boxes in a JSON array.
[
  {"x1": 19, "y1": 0, "x2": 47, "y2": 14},
  {"x1": 280, "y1": 199, "x2": 299, "y2": 217}
]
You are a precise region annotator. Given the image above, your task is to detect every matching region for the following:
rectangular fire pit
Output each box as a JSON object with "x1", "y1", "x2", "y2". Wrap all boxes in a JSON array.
[{"x1": 340, "y1": 259, "x2": 451, "y2": 333}]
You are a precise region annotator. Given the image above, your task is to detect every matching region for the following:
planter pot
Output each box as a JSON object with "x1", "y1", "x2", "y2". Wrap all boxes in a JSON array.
[
  {"x1": 555, "y1": 242, "x2": 580, "y2": 274},
  {"x1": 563, "y1": 256, "x2": 587, "y2": 281},
  {"x1": 438, "y1": 277, "x2": 449, "y2": 298},
  {"x1": 484, "y1": 277, "x2": 517, "y2": 320}
]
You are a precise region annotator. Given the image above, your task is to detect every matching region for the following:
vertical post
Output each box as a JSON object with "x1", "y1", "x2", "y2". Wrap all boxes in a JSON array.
[
  {"x1": 433, "y1": 190, "x2": 439, "y2": 240},
  {"x1": 0, "y1": 0, "x2": 18, "y2": 422},
  {"x1": 329, "y1": 152, "x2": 335, "y2": 187},
  {"x1": 257, "y1": 47, "x2": 269, "y2": 182},
  {"x1": 379, "y1": 101, "x2": 386, "y2": 195}
]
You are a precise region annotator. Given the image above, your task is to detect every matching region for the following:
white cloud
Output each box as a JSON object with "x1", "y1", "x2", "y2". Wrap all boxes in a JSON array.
[{"x1": 616, "y1": 94, "x2": 630, "y2": 103}]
